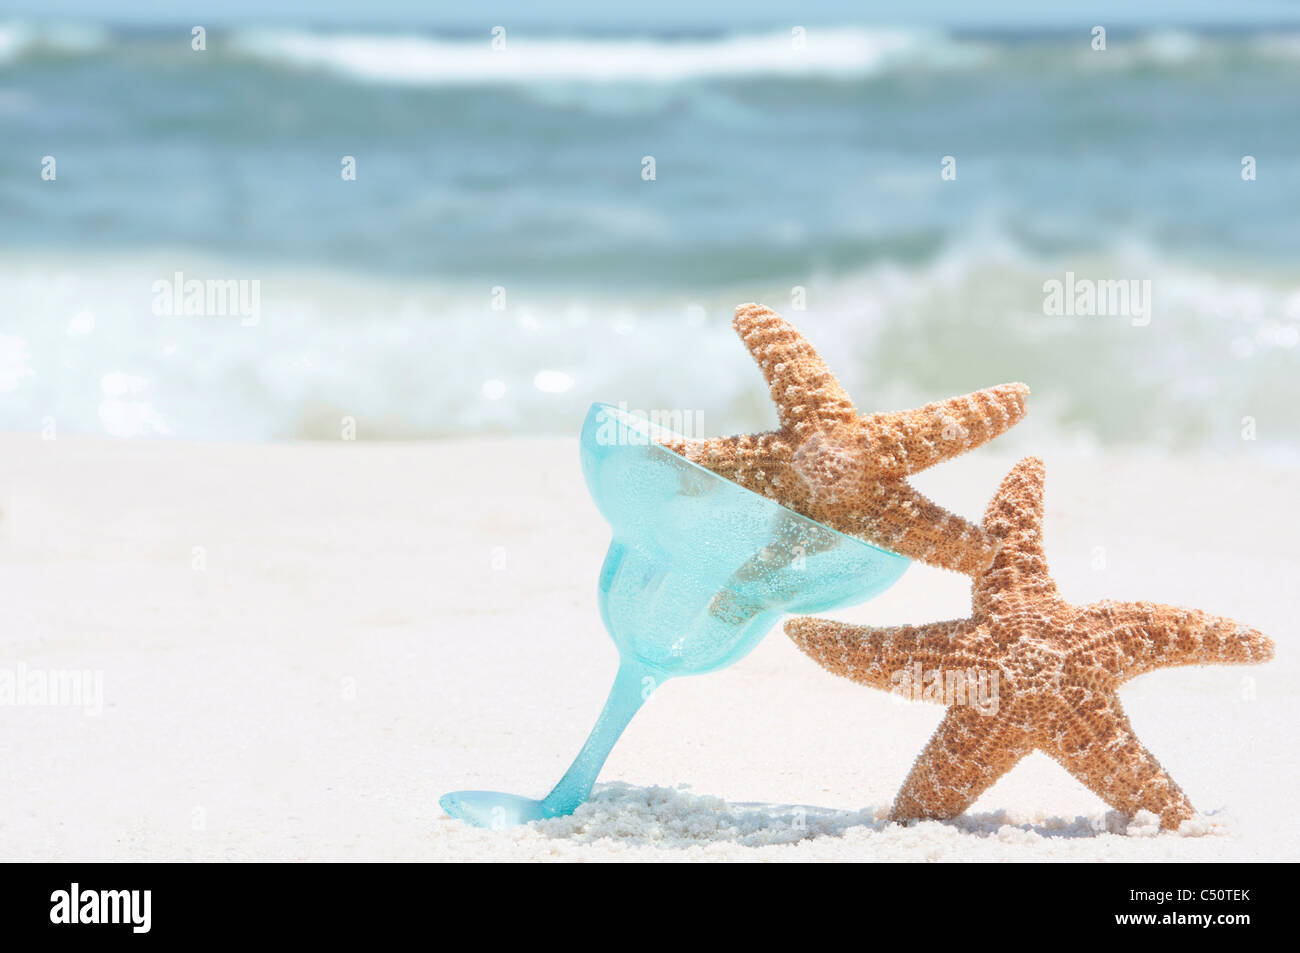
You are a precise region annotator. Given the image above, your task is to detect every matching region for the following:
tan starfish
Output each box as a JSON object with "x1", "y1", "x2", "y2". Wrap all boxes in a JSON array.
[
  {"x1": 659, "y1": 304, "x2": 1029, "y2": 574},
  {"x1": 786, "y1": 456, "x2": 1274, "y2": 831}
]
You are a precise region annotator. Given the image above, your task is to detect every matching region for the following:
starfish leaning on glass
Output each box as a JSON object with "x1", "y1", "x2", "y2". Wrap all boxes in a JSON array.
[
  {"x1": 659, "y1": 303, "x2": 1030, "y2": 575},
  {"x1": 786, "y1": 456, "x2": 1275, "y2": 830}
]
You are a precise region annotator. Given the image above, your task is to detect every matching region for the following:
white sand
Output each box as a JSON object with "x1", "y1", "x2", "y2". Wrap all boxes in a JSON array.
[{"x1": 0, "y1": 434, "x2": 1295, "y2": 861}]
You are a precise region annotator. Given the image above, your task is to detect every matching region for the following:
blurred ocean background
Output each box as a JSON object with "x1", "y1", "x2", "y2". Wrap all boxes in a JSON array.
[{"x1": 1, "y1": 12, "x2": 1298, "y2": 453}]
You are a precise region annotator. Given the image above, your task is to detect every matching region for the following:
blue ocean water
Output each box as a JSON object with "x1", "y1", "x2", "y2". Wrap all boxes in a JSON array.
[{"x1": 1, "y1": 22, "x2": 1297, "y2": 449}]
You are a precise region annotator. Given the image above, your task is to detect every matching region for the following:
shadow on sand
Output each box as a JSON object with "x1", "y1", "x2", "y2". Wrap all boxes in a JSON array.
[{"x1": 533, "y1": 782, "x2": 1146, "y2": 848}]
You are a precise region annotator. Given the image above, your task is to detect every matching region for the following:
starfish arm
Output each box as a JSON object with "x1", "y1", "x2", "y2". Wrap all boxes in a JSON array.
[
  {"x1": 891, "y1": 703, "x2": 1034, "y2": 822},
  {"x1": 659, "y1": 432, "x2": 813, "y2": 504},
  {"x1": 1070, "y1": 600, "x2": 1275, "y2": 683},
  {"x1": 660, "y1": 431, "x2": 785, "y2": 475},
  {"x1": 973, "y1": 456, "x2": 1058, "y2": 614},
  {"x1": 859, "y1": 383, "x2": 1030, "y2": 479},
  {"x1": 731, "y1": 303, "x2": 858, "y2": 433},
  {"x1": 784, "y1": 617, "x2": 987, "y2": 696},
  {"x1": 981, "y1": 455, "x2": 1049, "y2": 561},
  {"x1": 660, "y1": 434, "x2": 999, "y2": 573},
  {"x1": 659, "y1": 432, "x2": 767, "y2": 469},
  {"x1": 658, "y1": 433, "x2": 728, "y2": 467},
  {"x1": 838, "y1": 480, "x2": 999, "y2": 574},
  {"x1": 1042, "y1": 687, "x2": 1195, "y2": 830}
]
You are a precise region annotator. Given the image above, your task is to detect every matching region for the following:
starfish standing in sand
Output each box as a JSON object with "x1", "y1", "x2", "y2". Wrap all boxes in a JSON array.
[
  {"x1": 659, "y1": 304, "x2": 1029, "y2": 574},
  {"x1": 786, "y1": 457, "x2": 1275, "y2": 830}
]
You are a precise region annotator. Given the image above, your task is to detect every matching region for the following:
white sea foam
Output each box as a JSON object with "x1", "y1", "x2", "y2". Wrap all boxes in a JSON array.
[
  {"x1": 0, "y1": 333, "x2": 35, "y2": 393},
  {"x1": 0, "y1": 22, "x2": 108, "y2": 62},
  {"x1": 223, "y1": 26, "x2": 1300, "y2": 87},
  {"x1": 1, "y1": 248, "x2": 1296, "y2": 454},
  {"x1": 226, "y1": 27, "x2": 980, "y2": 85},
  {"x1": 0, "y1": 24, "x2": 23, "y2": 62},
  {"x1": 6, "y1": 22, "x2": 1300, "y2": 78}
]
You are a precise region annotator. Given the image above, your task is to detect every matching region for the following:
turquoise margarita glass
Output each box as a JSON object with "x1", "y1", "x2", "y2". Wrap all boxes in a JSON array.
[{"x1": 440, "y1": 402, "x2": 909, "y2": 827}]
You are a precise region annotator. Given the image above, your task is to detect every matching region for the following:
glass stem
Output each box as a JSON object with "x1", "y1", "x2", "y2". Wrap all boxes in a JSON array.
[{"x1": 540, "y1": 657, "x2": 664, "y2": 818}]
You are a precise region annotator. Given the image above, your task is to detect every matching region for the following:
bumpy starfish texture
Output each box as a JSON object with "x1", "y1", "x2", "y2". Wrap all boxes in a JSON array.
[
  {"x1": 786, "y1": 457, "x2": 1274, "y2": 830},
  {"x1": 660, "y1": 304, "x2": 1029, "y2": 574}
]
